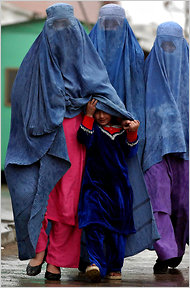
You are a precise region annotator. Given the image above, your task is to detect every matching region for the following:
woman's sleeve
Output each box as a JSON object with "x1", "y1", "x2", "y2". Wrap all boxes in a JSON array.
[{"x1": 77, "y1": 115, "x2": 95, "y2": 148}]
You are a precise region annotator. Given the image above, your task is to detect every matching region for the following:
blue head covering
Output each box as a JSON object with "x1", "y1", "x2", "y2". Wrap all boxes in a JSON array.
[
  {"x1": 6, "y1": 3, "x2": 134, "y2": 166},
  {"x1": 89, "y1": 4, "x2": 146, "y2": 162},
  {"x1": 143, "y1": 21, "x2": 189, "y2": 172},
  {"x1": 5, "y1": 3, "x2": 134, "y2": 260}
]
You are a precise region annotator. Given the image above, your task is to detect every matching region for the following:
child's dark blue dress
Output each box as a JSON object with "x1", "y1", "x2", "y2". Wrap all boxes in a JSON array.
[{"x1": 77, "y1": 117, "x2": 138, "y2": 235}]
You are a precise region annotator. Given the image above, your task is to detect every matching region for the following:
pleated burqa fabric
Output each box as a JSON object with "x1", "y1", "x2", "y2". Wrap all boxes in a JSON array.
[
  {"x1": 89, "y1": 4, "x2": 146, "y2": 162},
  {"x1": 143, "y1": 21, "x2": 189, "y2": 172},
  {"x1": 5, "y1": 3, "x2": 135, "y2": 260},
  {"x1": 80, "y1": 4, "x2": 160, "y2": 263}
]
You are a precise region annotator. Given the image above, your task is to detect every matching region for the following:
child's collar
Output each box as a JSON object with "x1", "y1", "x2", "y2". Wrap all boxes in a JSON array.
[{"x1": 104, "y1": 124, "x2": 122, "y2": 128}]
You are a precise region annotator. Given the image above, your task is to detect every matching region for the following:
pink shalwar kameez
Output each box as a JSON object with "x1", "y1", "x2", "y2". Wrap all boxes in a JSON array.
[{"x1": 35, "y1": 114, "x2": 86, "y2": 267}]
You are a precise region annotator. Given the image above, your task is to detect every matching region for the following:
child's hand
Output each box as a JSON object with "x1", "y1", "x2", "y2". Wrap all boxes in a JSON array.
[
  {"x1": 86, "y1": 99, "x2": 98, "y2": 117},
  {"x1": 121, "y1": 119, "x2": 140, "y2": 132}
]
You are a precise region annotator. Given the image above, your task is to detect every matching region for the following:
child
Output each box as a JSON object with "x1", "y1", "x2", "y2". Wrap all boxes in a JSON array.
[{"x1": 77, "y1": 99, "x2": 140, "y2": 282}]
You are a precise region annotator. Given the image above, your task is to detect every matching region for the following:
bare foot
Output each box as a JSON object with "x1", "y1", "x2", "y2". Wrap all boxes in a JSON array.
[
  {"x1": 46, "y1": 264, "x2": 60, "y2": 274},
  {"x1": 29, "y1": 250, "x2": 45, "y2": 267}
]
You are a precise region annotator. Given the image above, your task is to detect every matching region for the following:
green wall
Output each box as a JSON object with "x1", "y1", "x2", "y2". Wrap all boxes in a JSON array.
[
  {"x1": 1, "y1": 19, "x2": 90, "y2": 171},
  {"x1": 1, "y1": 20, "x2": 46, "y2": 170}
]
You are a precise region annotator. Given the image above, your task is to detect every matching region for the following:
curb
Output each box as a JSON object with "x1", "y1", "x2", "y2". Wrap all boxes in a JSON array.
[{"x1": 1, "y1": 222, "x2": 16, "y2": 247}]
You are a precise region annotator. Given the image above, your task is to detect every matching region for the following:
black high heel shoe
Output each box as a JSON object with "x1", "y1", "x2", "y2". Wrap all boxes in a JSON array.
[
  {"x1": 45, "y1": 265, "x2": 61, "y2": 281},
  {"x1": 153, "y1": 258, "x2": 168, "y2": 274},
  {"x1": 26, "y1": 249, "x2": 47, "y2": 276},
  {"x1": 167, "y1": 256, "x2": 183, "y2": 268}
]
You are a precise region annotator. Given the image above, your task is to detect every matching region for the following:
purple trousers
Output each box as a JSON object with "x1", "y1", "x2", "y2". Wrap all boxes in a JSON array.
[{"x1": 144, "y1": 155, "x2": 189, "y2": 261}]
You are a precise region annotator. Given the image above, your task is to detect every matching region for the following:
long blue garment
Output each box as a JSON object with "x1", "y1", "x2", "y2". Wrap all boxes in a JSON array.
[
  {"x1": 89, "y1": 4, "x2": 146, "y2": 162},
  {"x1": 77, "y1": 122, "x2": 138, "y2": 235},
  {"x1": 78, "y1": 4, "x2": 159, "y2": 261},
  {"x1": 143, "y1": 21, "x2": 189, "y2": 172},
  {"x1": 80, "y1": 151, "x2": 160, "y2": 260},
  {"x1": 5, "y1": 3, "x2": 134, "y2": 260}
]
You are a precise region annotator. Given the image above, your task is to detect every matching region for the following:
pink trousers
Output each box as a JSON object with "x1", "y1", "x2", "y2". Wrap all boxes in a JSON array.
[
  {"x1": 35, "y1": 114, "x2": 85, "y2": 267},
  {"x1": 36, "y1": 216, "x2": 82, "y2": 267}
]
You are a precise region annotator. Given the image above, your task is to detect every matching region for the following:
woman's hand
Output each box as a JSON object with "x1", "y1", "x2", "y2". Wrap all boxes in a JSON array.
[
  {"x1": 121, "y1": 119, "x2": 140, "y2": 132},
  {"x1": 86, "y1": 98, "x2": 98, "y2": 117}
]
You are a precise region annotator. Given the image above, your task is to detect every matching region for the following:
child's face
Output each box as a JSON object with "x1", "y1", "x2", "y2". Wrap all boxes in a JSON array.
[{"x1": 94, "y1": 110, "x2": 112, "y2": 126}]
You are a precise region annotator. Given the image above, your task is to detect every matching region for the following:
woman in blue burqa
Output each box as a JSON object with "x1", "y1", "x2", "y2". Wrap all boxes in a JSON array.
[
  {"x1": 143, "y1": 22, "x2": 189, "y2": 274},
  {"x1": 5, "y1": 3, "x2": 159, "y2": 280},
  {"x1": 79, "y1": 3, "x2": 159, "y2": 274},
  {"x1": 89, "y1": 3, "x2": 146, "y2": 163}
]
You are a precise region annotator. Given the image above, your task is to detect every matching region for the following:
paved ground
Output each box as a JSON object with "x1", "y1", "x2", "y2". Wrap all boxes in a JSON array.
[
  {"x1": 1, "y1": 241, "x2": 189, "y2": 287},
  {"x1": 1, "y1": 184, "x2": 189, "y2": 287}
]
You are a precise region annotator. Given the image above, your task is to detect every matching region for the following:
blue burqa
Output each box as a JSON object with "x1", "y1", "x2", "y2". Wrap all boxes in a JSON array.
[
  {"x1": 89, "y1": 4, "x2": 146, "y2": 162},
  {"x1": 5, "y1": 3, "x2": 135, "y2": 260},
  {"x1": 80, "y1": 4, "x2": 159, "y2": 264},
  {"x1": 143, "y1": 21, "x2": 189, "y2": 172},
  {"x1": 5, "y1": 3, "x2": 159, "y2": 261}
]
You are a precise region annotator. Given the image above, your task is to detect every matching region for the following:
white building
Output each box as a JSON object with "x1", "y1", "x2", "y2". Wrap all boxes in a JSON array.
[{"x1": 121, "y1": 1, "x2": 189, "y2": 52}]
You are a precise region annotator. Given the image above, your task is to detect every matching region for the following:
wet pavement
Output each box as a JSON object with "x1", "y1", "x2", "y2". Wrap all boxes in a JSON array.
[
  {"x1": 1, "y1": 241, "x2": 189, "y2": 287},
  {"x1": 1, "y1": 184, "x2": 189, "y2": 287}
]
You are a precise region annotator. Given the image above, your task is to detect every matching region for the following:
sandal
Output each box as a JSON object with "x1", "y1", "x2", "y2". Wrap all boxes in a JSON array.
[
  {"x1": 105, "y1": 272, "x2": 121, "y2": 280},
  {"x1": 85, "y1": 264, "x2": 101, "y2": 282}
]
